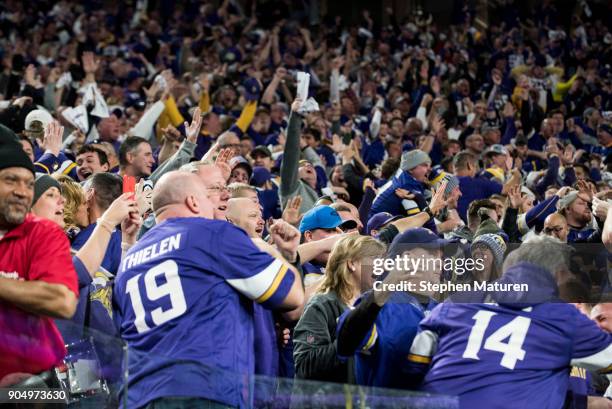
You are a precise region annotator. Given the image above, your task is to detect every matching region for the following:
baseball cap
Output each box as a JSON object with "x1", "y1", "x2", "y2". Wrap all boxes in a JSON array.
[
  {"x1": 25, "y1": 109, "x2": 53, "y2": 135},
  {"x1": 251, "y1": 145, "x2": 272, "y2": 158},
  {"x1": 387, "y1": 227, "x2": 449, "y2": 258},
  {"x1": 367, "y1": 212, "x2": 402, "y2": 235},
  {"x1": 229, "y1": 156, "x2": 253, "y2": 178},
  {"x1": 484, "y1": 144, "x2": 509, "y2": 156},
  {"x1": 299, "y1": 205, "x2": 357, "y2": 234},
  {"x1": 250, "y1": 166, "x2": 273, "y2": 187},
  {"x1": 242, "y1": 77, "x2": 261, "y2": 101}
]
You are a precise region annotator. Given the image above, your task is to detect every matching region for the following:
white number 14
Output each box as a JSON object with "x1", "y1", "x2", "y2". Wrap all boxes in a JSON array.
[{"x1": 462, "y1": 310, "x2": 531, "y2": 370}]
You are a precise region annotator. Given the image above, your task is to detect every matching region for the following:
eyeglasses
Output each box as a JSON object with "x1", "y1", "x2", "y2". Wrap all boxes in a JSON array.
[
  {"x1": 543, "y1": 226, "x2": 564, "y2": 234},
  {"x1": 206, "y1": 184, "x2": 228, "y2": 194}
]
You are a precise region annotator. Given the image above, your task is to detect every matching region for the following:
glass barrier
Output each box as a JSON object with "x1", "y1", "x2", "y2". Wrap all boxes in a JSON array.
[{"x1": 41, "y1": 322, "x2": 458, "y2": 408}]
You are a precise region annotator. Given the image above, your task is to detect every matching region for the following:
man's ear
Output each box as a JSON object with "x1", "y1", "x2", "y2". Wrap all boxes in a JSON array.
[
  {"x1": 102, "y1": 163, "x2": 110, "y2": 172},
  {"x1": 304, "y1": 230, "x2": 312, "y2": 242},
  {"x1": 86, "y1": 188, "x2": 95, "y2": 203},
  {"x1": 185, "y1": 194, "x2": 199, "y2": 214}
]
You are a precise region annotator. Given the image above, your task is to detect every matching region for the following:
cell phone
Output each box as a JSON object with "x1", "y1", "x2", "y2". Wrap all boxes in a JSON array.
[{"x1": 123, "y1": 175, "x2": 136, "y2": 198}]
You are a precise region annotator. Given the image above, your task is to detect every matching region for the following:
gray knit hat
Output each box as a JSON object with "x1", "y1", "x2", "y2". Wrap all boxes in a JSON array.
[
  {"x1": 33, "y1": 174, "x2": 61, "y2": 205},
  {"x1": 400, "y1": 149, "x2": 431, "y2": 171},
  {"x1": 471, "y1": 233, "x2": 507, "y2": 270},
  {"x1": 557, "y1": 191, "x2": 579, "y2": 212}
]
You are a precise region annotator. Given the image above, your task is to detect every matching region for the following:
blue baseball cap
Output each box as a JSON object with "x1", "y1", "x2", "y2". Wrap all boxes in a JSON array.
[
  {"x1": 251, "y1": 166, "x2": 273, "y2": 187},
  {"x1": 299, "y1": 205, "x2": 357, "y2": 234},
  {"x1": 242, "y1": 77, "x2": 261, "y2": 101},
  {"x1": 387, "y1": 227, "x2": 449, "y2": 257},
  {"x1": 367, "y1": 212, "x2": 402, "y2": 235}
]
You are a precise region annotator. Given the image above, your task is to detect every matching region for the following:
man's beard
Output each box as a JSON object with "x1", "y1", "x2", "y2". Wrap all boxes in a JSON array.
[{"x1": 0, "y1": 200, "x2": 30, "y2": 226}]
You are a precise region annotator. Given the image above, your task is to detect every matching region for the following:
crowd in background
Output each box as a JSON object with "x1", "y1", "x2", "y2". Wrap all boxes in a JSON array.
[{"x1": 0, "y1": 0, "x2": 611, "y2": 408}]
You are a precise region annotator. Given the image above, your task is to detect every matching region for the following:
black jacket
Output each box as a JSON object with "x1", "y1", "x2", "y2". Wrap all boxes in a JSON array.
[{"x1": 293, "y1": 291, "x2": 355, "y2": 384}]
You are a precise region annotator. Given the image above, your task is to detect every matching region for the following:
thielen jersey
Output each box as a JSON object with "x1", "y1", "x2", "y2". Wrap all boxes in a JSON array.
[{"x1": 113, "y1": 217, "x2": 294, "y2": 409}]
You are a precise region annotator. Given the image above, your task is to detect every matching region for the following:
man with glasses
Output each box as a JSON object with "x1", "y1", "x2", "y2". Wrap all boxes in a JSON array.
[{"x1": 543, "y1": 213, "x2": 570, "y2": 242}]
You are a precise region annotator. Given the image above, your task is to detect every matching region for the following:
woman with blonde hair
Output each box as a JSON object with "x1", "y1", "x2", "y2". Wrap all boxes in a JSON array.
[
  {"x1": 293, "y1": 235, "x2": 386, "y2": 383},
  {"x1": 55, "y1": 174, "x2": 89, "y2": 239}
]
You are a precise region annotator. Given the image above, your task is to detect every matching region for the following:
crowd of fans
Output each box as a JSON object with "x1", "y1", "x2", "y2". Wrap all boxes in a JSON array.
[{"x1": 0, "y1": 0, "x2": 611, "y2": 408}]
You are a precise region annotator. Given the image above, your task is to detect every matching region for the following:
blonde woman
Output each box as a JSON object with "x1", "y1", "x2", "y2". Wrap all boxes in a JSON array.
[
  {"x1": 55, "y1": 175, "x2": 89, "y2": 239},
  {"x1": 293, "y1": 235, "x2": 386, "y2": 383}
]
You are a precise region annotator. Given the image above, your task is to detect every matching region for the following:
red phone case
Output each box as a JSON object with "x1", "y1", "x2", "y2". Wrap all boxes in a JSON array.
[{"x1": 123, "y1": 175, "x2": 136, "y2": 197}]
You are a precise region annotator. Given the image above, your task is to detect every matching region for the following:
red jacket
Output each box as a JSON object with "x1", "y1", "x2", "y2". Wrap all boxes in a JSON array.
[{"x1": 0, "y1": 214, "x2": 78, "y2": 380}]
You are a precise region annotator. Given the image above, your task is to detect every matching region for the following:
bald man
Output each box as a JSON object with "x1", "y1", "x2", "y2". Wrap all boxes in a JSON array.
[
  {"x1": 180, "y1": 162, "x2": 230, "y2": 220},
  {"x1": 226, "y1": 197, "x2": 265, "y2": 238},
  {"x1": 113, "y1": 170, "x2": 303, "y2": 409},
  {"x1": 543, "y1": 212, "x2": 570, "y2": 243}
]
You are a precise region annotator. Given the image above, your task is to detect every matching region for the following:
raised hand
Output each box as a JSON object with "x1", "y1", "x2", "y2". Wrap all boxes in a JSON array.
[
  {"x1": 82, "y1": 52, "x2": 100, "y2": 75},
  {"x1": 576, "y1": 179, "x2": 594, "y2": 201},
  {"x1": 143, "y1": 81, "x2": 161, "y2": 102},
  {"x1": 42, "y1": 120, "x2": 64, "y2": 157},
  {"x1": 162, "y1": 124, "x2": 182, "y2": 143},
  {"x1": 214, "y1": 147, "x2": 233, "y2": 181},
  {"x1": 134, "y1": 180, "x2": 153, "y2": 216},
  {"x1": 121, "y1": 211, "x2": 143, "y2": 246},
  {"x1": 421, "y1": 93, "x2": 433, "y2": 107},
  {"x1": 184, "y1": 107, "x2": 203, "y2": 143},
  {"x1": 269, "y1": 219, "x2": 301, "y2": 262},
  {"x1": 363, "y1": 178, "x2": 377, "y2": 194},
  {"x1": 291, "y1": 98, "x2": 303, "y2": 113},
  {"x1": 592, "y1": 197, "x2": 610, "y2": 221},
  {"x1": 330, "y1": 134, "x2": 347, "y2": 154},
  {"x1": 100, "y1": 193, "x2": 138, "y2": 227},
  {"x1": 431, "y1": 114, "x2": 446, "y2": 136},
  {"x1": 429, "y1": 180, "x2": 448, "y2": 215},
  {"x1": 282, "y1": 196, "x2": 302, "y2": 226},
  {"x1": 507, "y1": 184, "x2": 523, "y2": 209}
]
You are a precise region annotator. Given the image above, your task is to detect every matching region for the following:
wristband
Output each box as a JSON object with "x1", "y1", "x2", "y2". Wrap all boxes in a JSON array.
[
  {"x1": 97, "y1": 218, "x2": 115, "y2": 234},
  {"x1": 423, "y1": 206, "x2": 435, "y2": 219}
]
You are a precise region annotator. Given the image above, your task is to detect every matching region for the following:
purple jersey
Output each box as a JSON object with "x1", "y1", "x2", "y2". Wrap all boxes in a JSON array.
[
  {"x1": 407, "y1": 301, "x2": 612, "y2": 409},
  {"x1": 113, "y1": 217, "x2": 294, "y2": 409}
]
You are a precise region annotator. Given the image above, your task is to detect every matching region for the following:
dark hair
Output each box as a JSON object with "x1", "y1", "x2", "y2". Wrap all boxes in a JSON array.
[
  {"x1": 303, "y1": 127, "x2": 321, "y2": 141},
  {"x1": 119, "y1": 136, "x2": 149, "y2": 167},
  {"x1": 90, "y1": 172, "x2": 122, "y2": 211},
  {"x1": 467, "y1": 199, "x2": 497, "y2": 225},
  {"x1": 440, "y1": 157, "x2": 454, "y2": 172},
  {"x1": 442, "y1": 140, "x2": 461, "y2": 153},
  {"x1": 77, "y1": 144, "x2": 109, "y2": 166},
  {"x1": 18, "y1": 134, "x2": 34, "y2": 151},
  {"x1": 380, "y1": 157, "x2": 400, "y2": 179}
]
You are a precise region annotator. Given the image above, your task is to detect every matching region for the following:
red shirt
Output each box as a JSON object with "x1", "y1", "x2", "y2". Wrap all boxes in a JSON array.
[{"x1": 0, "y1": 214, "x2": 78, "y2": 380}]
